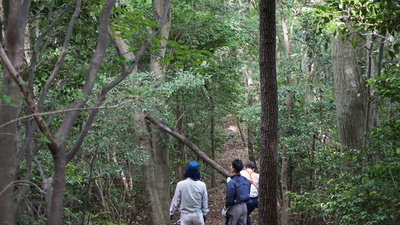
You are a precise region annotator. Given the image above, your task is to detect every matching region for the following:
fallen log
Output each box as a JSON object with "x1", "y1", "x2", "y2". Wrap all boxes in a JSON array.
[{"x1": 145, "y1": 115, "x2": 231, "y2": 178}]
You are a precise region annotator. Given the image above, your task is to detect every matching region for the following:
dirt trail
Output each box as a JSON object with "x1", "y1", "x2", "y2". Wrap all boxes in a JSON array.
[
  {"x1": 204, "y1": 126, "x2": 259, "y2": 225},
  {"x1": 163, "y1": 124, "x2": 259, "y2": 225}
]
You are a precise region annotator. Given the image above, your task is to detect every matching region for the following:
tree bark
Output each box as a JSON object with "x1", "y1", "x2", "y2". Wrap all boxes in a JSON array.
[
  {"x1": 109, "y1": 33, "x2": 137, "y2": 73},
  {"x1": 242, "y1": 65, "x2": 254, "y2": 161},
  {"x1": 149, "y1": 127, "x2": 170, "y2": 224},
  {"x1": 365, "y1": 34, "x2": 382, "y2": 161},
  {"x1": 259, "y1": 0, "x2": 279, "y2": 224},
  {"x1": 149, "y1": 0, "x2": 171, "y2": 74},
  {"x1": 0, "y1": 1, "x2": 30, "y2": 224},
  {"x1": 280, "y1": 145, "x2": 289, "y2": 223},
  {"x1": 176, "y1": 102, "x2": 185, "y2": 181},
  {"x1": 332, "y1": 31, "x2": 367, "y2": 150},
  {"x1": 211, "y1": 111, "x2": 217, "y2": 187},
  {"x1": 277, "y1": 0, "x2": 293, "y2": 222},
  {"x1": 143, "y1": 0, "x2": 172, "y2": 223}
]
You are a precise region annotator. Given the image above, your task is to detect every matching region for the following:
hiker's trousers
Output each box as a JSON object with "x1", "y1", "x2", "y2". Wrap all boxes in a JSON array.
[
  {"x1": 225, "y1": 202, "x2": 247, "y2": 225},
  {"x1": 246, "y1": 197, "x2": 258, "y2": 225},
  {"x1": 180, "y1": 212, "x2": 205, "y2": 225}
]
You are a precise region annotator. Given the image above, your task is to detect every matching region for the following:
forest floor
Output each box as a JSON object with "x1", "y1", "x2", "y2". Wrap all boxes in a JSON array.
[{"x1": 201, "y1": 124, "x2": 260, "y2": 225}]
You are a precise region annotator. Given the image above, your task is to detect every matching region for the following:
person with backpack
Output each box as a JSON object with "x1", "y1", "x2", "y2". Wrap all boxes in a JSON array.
[
  {"x1": 169, "y1": 161, "x2": 209, "y2": 225},
  {"x1": 240, "y1": 161, "x2": 259, "y2": 225},
  {"x1": 222, "y1": 159, "x2": 251, "y2": 225}
]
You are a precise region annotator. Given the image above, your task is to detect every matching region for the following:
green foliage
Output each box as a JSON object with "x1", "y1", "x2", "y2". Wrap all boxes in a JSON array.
[
  {"x1": 0, "y1": 91, "x2": 18, "y2": 107},
  {"x1": 368, "y1": 64, "x2": 400, "y2": 102},
  {"x1": 310, "y1": 0, "x2": 400, "y2": 53},
  {"x1": 162, "y1": 40, "x2": 214, "y2": 70},
  {"x1": 287, "y1": 71, "x2": 400, "y2": 224},
  {"x1": 171, "y1": 0, "x2": 257, "y2": 53},
  {"x1": 313, "y1": 0, "x2": 400, "y2": 33},
  {"x1": 288, "y1": 153, "x2": 400, "y2": 225},
  {"x1": 109, "y1": 1, "x2": 156, "y2": 45},
  {"x1": 15, "y1": 0, "x2": 399, "y2": 224}
]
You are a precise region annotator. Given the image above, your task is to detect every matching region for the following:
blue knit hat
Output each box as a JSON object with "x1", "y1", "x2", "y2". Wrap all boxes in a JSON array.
[{"x1": 184, "y1": 161, "x2": 201, "y2": 181}]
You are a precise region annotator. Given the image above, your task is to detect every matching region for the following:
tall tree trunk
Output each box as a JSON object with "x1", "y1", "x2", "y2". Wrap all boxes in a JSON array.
[
  {"x1": 281, "y1": 82, "x2": 292, "y2": 225},
  {"x1": 259, "y1": 0, "x2": 278, "y2": 224},
  {"x1": 277, "y1": 0, "x2": 292, "y2": 222},
  {"x1": 110, "y1": 33, "x2": 137, "y2": 73},
  {"x1": 47, "y1": 1, "x2": 115, "y2": 223},
  {"x1": 280, "y1": 145, "x2": 289, "y2": 223},
  {"x1": 149, "y1": 0, "x2": 171, "y2": 74},
  {"x1": 0, "y1": 1, "x2": 30, "y2": 224},
  {"x1": 243, "y1": 65, "x2": 255, "y2": 161},
  {"x1": 47, "y1": 149, "x2": 67, "y2": 224},
  {"x1": 143, "y1": 0, "x2": 171, "y2": 223},
  {"x1": 108, "y1": 1, "x2": 172, "y2": 223},
  {"x1": 365, "y1": 34, "x2": 382, "y2": 162},
  {"x1": 176, "y1": 101, "x2": 185, "y2": 181},
  {"x1": 332, "y1": 31, "x2": 367, "y2": 150},
  {"x1": 211, "y1": 110, "x2": 217, "y2": 188},
  {"x1": 141, "y1": 124, "x2": 170, "y2": 225},
  {"x1": 150, "y1": 127, "x2": 170, "y2": 223}
]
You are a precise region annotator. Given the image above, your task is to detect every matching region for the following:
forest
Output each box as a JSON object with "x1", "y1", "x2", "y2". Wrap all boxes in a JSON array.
[{"x1": 0, "y1": 0, "x2": 399, "y2": 224}]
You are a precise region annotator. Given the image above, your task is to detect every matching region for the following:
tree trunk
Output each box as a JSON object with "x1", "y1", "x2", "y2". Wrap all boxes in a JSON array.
[
  {"x1": 211, "y1": 112, "x2": 217, "y2": 188},
  {"x1": 280, "y1": 145, "x2": 289, "y2": 224},
  {"x1": 176, "y1": 102, "x2": 185, "y2": 181},
  {"x1": 236, "y1": 118, "x2": 247, "y2": 148},
  {"x1": 141, "y1": 126, "x2": 169, "y2": 225},
  {"x1": 47, "y1": 1, "x2": 114, "y2": 223},
  {"x1": 143, "y1": 0, "x2": 171, "y2": 223},
  {"x1": 108, "y1": 1, "x2": 172, "y2": 223},
  {"x1": 243, "y1": 65, "x2": 255, "y2": 161},
  {"x1": 149, "y1": 0, "x2": 171, "y2": 74},
  {"x1": 47, "y1": 148, "x2": 67, "y2": 224},
  {"x1": 110, "y1": 32, "x2": 137, "y2": 73},
  {"x1": 277, "y1": 0, "x2": 292, "y2": 222},
  {"x1": 332, "y1": 31, "x2": 367, "y2": 150},
  {"x1": 0, "y1": 1, "x2": 30, "y2": 224},
  {"x1": 259, "y1": 0, "x2": 278, "y2": 224},
  {"x1": 365, "y1": 34, "x2": 382, "y2": 162}
]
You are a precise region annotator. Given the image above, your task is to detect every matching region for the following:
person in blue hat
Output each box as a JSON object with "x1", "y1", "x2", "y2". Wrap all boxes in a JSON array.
[{"x1": 169, "y1": 161, "x2": 209, "y2": 225}]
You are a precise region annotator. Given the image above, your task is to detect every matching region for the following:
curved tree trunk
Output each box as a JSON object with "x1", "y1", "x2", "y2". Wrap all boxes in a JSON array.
[{"x1": 332, "y1": 31, "x2": 367, "y2": 150}]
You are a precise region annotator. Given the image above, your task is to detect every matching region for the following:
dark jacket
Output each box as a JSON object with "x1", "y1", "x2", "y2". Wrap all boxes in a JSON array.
[{"x1": 225, "y1": 174, "x2": 251, "y2": 208}]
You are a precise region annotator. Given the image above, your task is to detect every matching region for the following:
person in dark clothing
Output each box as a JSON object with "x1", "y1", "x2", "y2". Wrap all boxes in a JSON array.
[{"x1": 222, "y1": 159, "x2": 251, "y2": 225}]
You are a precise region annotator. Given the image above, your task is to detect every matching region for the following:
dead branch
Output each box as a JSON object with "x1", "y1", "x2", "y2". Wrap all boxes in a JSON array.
[
  {"x1": 145, "y1": 115, "x2": 231, "y2": 178},
  {"x1": 0, "y1": 99, "x2": 135, "y2": 129}
]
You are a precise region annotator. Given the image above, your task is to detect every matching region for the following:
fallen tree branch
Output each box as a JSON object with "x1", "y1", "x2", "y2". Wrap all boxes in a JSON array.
[{"x1": 145, "y1": 115, "x2": 231, "y2": 178}]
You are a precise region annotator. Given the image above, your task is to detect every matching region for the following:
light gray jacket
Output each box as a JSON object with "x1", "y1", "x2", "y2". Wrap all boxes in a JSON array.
[{"x1": 169, "y1": 178, "x2": 209, "y2": 215}]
